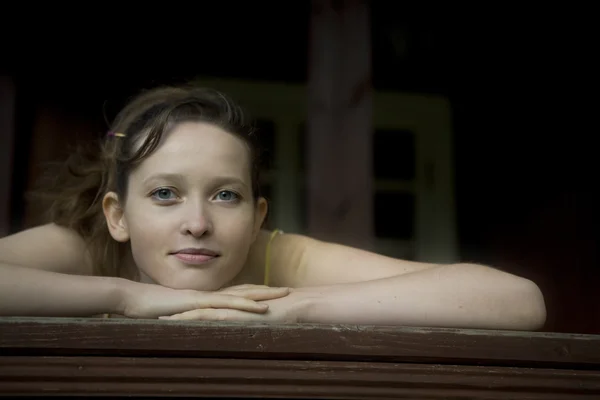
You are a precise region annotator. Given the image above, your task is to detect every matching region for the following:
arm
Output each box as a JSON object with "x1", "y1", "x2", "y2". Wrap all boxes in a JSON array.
[
  {"x1": 0, "y1": 263, "x2": 126, "y2": 316},
  {"x1": 0, "y1": 224, "x2": 289, "y2": 318},
  {"x1": 295, "y1": 263, "x2": 546, "y2": 330},
  {"x1": 249, "y1": 231, "x2": 547, "y2": 330},
  {"x1": 0, "y1": 224, "x2": 125, "y2": 316},
  {"x1": 0, "y1": 263, "x2": 283, "y2": 318}
]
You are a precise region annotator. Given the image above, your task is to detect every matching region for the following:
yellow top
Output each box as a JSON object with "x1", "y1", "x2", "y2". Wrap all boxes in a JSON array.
[{"x1": 264, "y1": 229, "x2": 283, "y2": 286}]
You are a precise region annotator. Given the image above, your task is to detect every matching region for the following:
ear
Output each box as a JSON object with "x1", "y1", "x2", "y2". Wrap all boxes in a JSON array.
[
  {"x1": 102, "y1": 191, "x2": 130, "y2": 243},
  {"x1": 252, "y1": 196, "x2": 269, "y2": 239}
]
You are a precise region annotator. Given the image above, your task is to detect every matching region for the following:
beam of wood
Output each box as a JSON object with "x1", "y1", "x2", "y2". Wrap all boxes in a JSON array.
[
  {"x1": 2, "y1": 356, "x2": 599, "y2": 398},
  {"x1": 306, "y1": 0, "x2": 374, "y2": 248},
  {"x1": 1, "y1": 318, "x2": 600, "y2": 398},
  {"x1": 1, "y1": 318, "x2": 599, "y2": 367}
]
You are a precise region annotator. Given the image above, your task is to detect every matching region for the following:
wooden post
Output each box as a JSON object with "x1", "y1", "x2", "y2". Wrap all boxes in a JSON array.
[
  {"x1": 0, "y1": 76, "x2": 15, "y2": 237},
  {"x1": 306, "y1": 0, "x2": 374, "y2": 248}
]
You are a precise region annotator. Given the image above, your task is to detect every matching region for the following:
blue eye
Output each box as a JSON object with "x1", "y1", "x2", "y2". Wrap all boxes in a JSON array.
[
  {"x1": 216, "y1": 190, "x2": 238, "y2": 202},
  {"x1": 151, "y1": 188, "x2": 176, "y2": 201}
]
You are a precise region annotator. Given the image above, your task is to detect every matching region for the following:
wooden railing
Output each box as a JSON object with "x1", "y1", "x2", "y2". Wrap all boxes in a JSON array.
[{"x1": 1, "y1": 317, "x2": 599, "y2": 398}]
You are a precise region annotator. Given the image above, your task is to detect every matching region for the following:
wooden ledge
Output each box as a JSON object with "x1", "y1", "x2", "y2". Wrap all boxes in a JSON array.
[{"x1": 1, "y1": 317, "x2": 600, "y2": 398}]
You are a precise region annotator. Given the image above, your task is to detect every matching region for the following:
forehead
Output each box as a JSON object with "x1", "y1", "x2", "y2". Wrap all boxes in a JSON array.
[{"x1": 133, "y1": 122, "x2": 250, "y2": 179}]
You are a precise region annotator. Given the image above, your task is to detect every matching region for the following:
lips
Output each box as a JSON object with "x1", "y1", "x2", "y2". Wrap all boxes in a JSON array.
[
  {"x1": 171, "y1": 248, "x2": 220, "y2": 264},
  {"x1": 173, "y1": 248, "x2": 219, "y2": 256}
]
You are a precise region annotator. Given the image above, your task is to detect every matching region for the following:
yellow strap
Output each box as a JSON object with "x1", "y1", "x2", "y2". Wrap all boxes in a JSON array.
[{"x1": 264, "y1": 229, "x2": 282, "y2": 286}]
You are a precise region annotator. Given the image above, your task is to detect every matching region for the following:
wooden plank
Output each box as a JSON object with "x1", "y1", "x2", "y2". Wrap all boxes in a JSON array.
[
  {"x1": 1, "y1": 318, "x2": 599, "y2": 368},
  {"x1": 306, "y1": 0, "x2": 374, "y2": 248},
  {"x1": 1, "y1": 356, "x2": 599, "y2": 398}
]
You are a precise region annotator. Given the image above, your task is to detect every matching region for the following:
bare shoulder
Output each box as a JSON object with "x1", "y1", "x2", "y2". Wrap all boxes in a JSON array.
[
  {"x1": 251, "y1": 230, "x2": 441, "y2": 288},
  {"x1": 246, "y1": 230, "x2": 440, "y2": 288},
  {"x1": 0, "y1": 223, "x2": 93, "y2": 275}
]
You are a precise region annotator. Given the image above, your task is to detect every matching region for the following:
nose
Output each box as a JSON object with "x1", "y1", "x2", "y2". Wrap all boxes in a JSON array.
[{"x1": 180, "y1": 202, "x2": 212, "y2": 237}]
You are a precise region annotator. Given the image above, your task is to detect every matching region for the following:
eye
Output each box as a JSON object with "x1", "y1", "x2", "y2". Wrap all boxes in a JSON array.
[
  {"x1": 215, "y1": 190, "x2": 239, "y2": 202},
  {"x1": 151, "y1": 187, "x2": 177, "y2": 201}
]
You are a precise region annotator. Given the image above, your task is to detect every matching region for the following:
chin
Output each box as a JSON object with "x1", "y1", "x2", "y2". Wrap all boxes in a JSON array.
[
  {"x1": 148, "y1": 257, "x2": 243, "y2": 292},
  {"x1": 158, "y1": 269, "x2": 228, "y2": 292}
]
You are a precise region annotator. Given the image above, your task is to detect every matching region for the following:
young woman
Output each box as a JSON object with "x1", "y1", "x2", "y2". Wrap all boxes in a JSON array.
[{"x1": 0, "y1": 85, "x2": 546, "y2": 330}]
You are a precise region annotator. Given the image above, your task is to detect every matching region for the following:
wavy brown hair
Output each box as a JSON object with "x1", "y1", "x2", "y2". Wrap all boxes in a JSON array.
[{"x1": 33, "y1": 85, "x2": 262, "y2": 278}]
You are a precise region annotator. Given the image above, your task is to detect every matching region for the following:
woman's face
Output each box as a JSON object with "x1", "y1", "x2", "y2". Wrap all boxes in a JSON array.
[{"x1": 108, "y1": 121, "x2": 267, "y2": 290}]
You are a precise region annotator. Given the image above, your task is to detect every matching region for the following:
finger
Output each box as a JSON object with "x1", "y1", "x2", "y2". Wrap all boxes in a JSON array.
[
  {"x1": 160, "y1": 308, "x2": 262, "y2": 321},
  {"x1": 195, "y1": 294, "x2": 269, "y2": 313},
  {"x1": 225, "y1": 287, "x2": 290, "y2": 301},
  {"x1": 219, "y1": 284, "x2": 255, "y2": 292},
  {"x1": 220, "y1": 284, "x2": 271, "y2": 294}
]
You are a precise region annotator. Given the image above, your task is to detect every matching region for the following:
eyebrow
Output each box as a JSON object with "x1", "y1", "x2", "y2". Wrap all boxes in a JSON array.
[
  {"x1": 211, "y1": 176, "x2": 249, "y2": 190},
  {"x1": 142, "y1": 173, "x2": 248, "y2": 189},
  {"x1": 142, "y1": 173, "x2": 186, "y2": 186}
]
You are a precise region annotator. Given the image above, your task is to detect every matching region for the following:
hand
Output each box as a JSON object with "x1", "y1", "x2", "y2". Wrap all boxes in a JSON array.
[
  {"x1": 119, "y1": 281, "x2": 289, "y2": 319},
  {"x1": 218, "y1": 284, "x2": 290, "y2": 301},
  {"x1": 159, "y1": 289, "x2": 316, "y2": 323}
]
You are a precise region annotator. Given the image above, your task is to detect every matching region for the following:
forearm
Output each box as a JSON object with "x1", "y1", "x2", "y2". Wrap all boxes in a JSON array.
[
  {"x1": 297, "y1": 263, "x2": 547, "y2": 331},
  {"x1": 0, "y1": 263, "x2": 128, "y2": 317}
]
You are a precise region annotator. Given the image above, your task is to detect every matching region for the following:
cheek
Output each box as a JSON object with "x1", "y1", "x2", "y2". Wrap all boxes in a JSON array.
[
  {"x1": 125, "y1": 209, "x2": 165, "y2": 241},
  {"x1": 123, "y1": 206, "x2": 174, "y2": 263},
  {"x1": 218, "y1": 207, "x2": 255, "y2": 237},
  {"x1": 215, "y1": 208, "x2": 256, "y2": 265}
]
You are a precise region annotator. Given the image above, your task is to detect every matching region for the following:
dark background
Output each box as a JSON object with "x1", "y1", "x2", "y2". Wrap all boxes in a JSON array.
[{"x1": 1, "y1": 3, "x2": 596, "y2": 333}]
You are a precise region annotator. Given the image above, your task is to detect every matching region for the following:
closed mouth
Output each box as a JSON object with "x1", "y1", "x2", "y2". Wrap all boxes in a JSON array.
[{"x1": 171, "y1": 248, "x2": 220, "y2": 257}]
